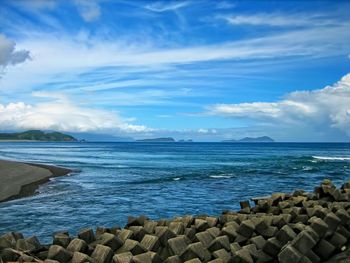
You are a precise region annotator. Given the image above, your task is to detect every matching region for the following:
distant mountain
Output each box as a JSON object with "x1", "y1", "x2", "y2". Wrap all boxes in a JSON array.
[
  {"x1": 178, "y1": 139, "x2": 193, "y2": 142},
  {"x1": 136, "y1": 137, "x2": 176, "y2": 142},
  {"x1": 222, "y1": 136, "x2": 274, "y2": 143},
  {"x1": 68, "y1": 132, "x2": 134, "y2": 142},
  {"x1": 0, "y1": 130, "x2": 77, "y2": 141}
]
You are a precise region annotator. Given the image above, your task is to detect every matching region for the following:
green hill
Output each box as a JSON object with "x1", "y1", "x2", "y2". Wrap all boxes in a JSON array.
[{"x1": 0, "y1": 130, "x2": 77, "y2": 141}]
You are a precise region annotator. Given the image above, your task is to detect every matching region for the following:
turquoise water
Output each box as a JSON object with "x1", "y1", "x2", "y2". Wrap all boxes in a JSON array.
[{"x1": 0, "y1": 142, "x2": 350, "y2": 242}]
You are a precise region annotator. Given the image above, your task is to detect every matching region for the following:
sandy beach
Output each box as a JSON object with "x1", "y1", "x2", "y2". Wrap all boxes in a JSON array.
[{"x1": 0, "y1": 159, "x2": 71, "y2": 202}]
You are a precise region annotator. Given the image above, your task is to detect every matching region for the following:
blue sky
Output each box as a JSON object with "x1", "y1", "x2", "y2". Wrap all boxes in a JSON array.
[{"x1": 0, "y1": 0, "x2": 350, "y2": 141}]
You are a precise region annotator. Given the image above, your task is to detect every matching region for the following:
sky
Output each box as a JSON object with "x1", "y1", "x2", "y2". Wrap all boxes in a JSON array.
[{"x1": 0, "y1": 0, "x2": 350, "y2": 142}]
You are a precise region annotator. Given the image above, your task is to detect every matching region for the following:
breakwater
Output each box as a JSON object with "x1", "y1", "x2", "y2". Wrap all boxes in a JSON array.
[{"x1": 1, "y1": 179, "x2": 350, "y2": 262}]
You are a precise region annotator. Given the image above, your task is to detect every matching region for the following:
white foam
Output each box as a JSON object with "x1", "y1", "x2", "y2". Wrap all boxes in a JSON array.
[
  {"x1": 173, "y1": 177, "x2": 181, "y2": 181},
  {"x1": 312, "y1": 156, "x2": 350, "y2": 161},
  {"x1": 209, "y1": 175, "x2": 233, "y2": 179},
  {"x1": 116, "y1": 165, "x2": 129, "y2": 168},
  {"x1": 302, "y1": 166, "x2": 313, "y2": 171}
]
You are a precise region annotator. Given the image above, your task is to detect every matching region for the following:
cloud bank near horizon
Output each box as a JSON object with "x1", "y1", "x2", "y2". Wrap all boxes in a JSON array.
[
  {"x1": 0, "y1": 73, "x2": 349, "y2": 141},
  {"x1": 208, "y1": 73, "x2": 350, "y2": 140}
]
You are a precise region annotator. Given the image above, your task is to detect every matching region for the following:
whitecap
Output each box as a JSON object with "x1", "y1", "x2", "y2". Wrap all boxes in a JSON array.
[
  {"x1": 116, "y1": 165, "x2": 129, "y2": 168},
  {"x1": 302, "y1": 166, "x2": 313, "y2": 171},
  {"x1": 209, "y1": 175, "x2": 233, "y2": 179},
  {"x1": 173, "y1": 177, "x2": 181, "y2": 181},
  {"x1": 312, "y1": 156, "x2": 350, "y2": 161}
]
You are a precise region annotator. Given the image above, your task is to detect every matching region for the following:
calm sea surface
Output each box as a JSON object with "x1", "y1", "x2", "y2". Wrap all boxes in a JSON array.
[{"x1": 0, "y1": 142, "x2": 350, "y2": 242}]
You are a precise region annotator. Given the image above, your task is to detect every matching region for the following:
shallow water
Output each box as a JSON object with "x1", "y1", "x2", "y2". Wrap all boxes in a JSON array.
[{"x1": 0, "y1": 142, "x2": 350, "y2": 242}]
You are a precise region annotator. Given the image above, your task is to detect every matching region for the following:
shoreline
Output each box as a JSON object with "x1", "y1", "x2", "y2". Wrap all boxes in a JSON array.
[
  {"x1": 1, "y1": 179, "x2": 350, "y2": 262},
  {"x1": 0, "y1": 159, "x2": 72, "y2": 203}
]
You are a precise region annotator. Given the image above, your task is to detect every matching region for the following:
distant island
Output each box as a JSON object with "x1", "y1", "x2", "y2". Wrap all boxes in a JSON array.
[
  {"x1": 178, "y1": 139, "x2": 193, "y2": 142},
  {"x1": 222, "y1": 136, "x2": 274, "y2": 142},
  {"x1": 0, "y1": 130, "x2": 77, "y2": 141},
  {"x1": 136, "y1": 137, "x2": 175, "y2": 142}
]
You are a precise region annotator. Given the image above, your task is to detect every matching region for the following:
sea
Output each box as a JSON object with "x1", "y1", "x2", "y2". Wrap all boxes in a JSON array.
[{"x1": 0, "y1": 142, "x2": 350, "y2": 242}]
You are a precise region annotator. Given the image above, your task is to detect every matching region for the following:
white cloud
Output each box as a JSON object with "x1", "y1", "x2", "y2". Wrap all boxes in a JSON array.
[
  {"x1": 74, "y1": 0, "x2": 101, "y2": 22},
  {"x1": 2, "y1": 21, "x2": 349, "y2": 92},
  {"x1": 216, "y1": 1, "x2": 236, "y2": 10},
  {"x1": 144, "y1": 1, "x2": 190, "y2": 12},
  {"x1": 221, "y1": 13, "x2": 342, "y2": 27},
  {"x1": 0, "y1": 97, "x2": 151, "y2": 133},
  {"x1": 0, "y1": 34, "x2": 30, "y2": 73},
  {"x1": 208, "y1": 73, "x2": 350, "y2": 137},
  {"x1": 197, "y1": 128, "x2": 217, "y2": 134},
  {"x1": 10, "y1": 0, "x2": 57, "y2": 11}
]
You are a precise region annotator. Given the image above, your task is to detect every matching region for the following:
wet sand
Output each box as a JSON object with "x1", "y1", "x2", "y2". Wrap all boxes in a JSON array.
[{"x1": 0, "y1": 159, "x2": 71, "y2": 202}]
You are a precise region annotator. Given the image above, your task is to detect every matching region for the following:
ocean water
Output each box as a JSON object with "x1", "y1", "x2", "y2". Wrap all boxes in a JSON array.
[{"x1": 0, "y1": 142, "x2": 350, "y2": 242}]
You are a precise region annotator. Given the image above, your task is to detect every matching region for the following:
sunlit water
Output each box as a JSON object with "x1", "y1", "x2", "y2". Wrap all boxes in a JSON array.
[{"x1": 0, "y1": 142, "x2": 350, "y2": 242}]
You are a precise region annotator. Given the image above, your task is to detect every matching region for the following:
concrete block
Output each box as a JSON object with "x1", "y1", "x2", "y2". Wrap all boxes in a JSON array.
[
  {"x1": 48, "y1": 245, "x2": 73, "y2": 262},
  {"x1": 212, "y1": 248, "x2": 232, "y2": 263},
  {"x1": 127, "y1": 216, "x2": 148, "y2": 227},
  {"x1": 113, "y1": 252, "x2": 133, "y2": 263},
  {"x1": 234, "y1": 248, "x2": 254, "y2": 263},
  {"x1": 168, "y1": 235, "x2": 191, "y2": 256},
  {"x1": 276, "y1": 225, "x2": 297, "y2": 244},
  {"x1": 71, "y1": 252, "x2": 95, "y2": 263},
  {"x1": 78, "y1": 228, "x2": 95, "y2": 244},
  {"x1": 131, "y1": 251, "x2": 161, "y2": 263},
  {"x1": 194, "y1": 231, "x2": 213, "y2": 248},
  {"x1": 309, "y1": 217, "x2": 328, "y2": 238},
  {"x1": 91, "y1": 244, "x2": 113, "y2": 263},
  {"x1": 93, "y1": 233, "x2": 123, "y2": 251},
  {"x1": 207, "y1": 227, "x2": 220, "y2": 238},
  {"x1": 237, "y1": 220, "x2": 255, "y2": 238},
  {"x1": 0, "y1": 248, "x2": 20, "y2": 262},
  {"x1": 118, "y1": 229, "x2": 134, "y2": 242},
  {"x1": 163, "y1": 255, "x2": 181, "y2": 263},
  {"x1": 313, "y1": 239, "x2": 335, "y2": 260},
  {"x1": 67, "y1": 238, "x2": 88, "y2": 253},
  {"x1": 184, "y1": 259, "x2": 202, "y2": 263},
  {"x1": 242, "y1": 244, "x2": 259, "y2": 260},
  {"x1": 95, "y1": 227, "x2": 110, "y2": 238},
  {"x1": 128, "y1": 226, "x2": 147, "y2": 242},
  {"x1": 292, "y1": 231, "x2": 317, "y2": 254},
  {"x1": 116, "y1": 239, "x2": 146, "y2": 255},
  {"x1": 230, "y1": 242, "x2": 241, "y2": 254},
  {"x1": 255, "y1": 250, "x2": 273, "y2": 263},
  {"x1": 194, "y1": 219, "x2": 209, "y2": 232},
  {"x1": 221, "y1": 225, "x2": 237, "y2": 242},
  {"x1": 169, "y1": 222, "x2": 185, "y2": 235},
  {"x1": 336, "y1": 225, "x2": 350, "y2": 238},
  {"x1": 249, "y1": 235, "x2": 266, "y2": 250},
  {"x1": 323, "y1": 212, "x2": 341, "y2": 234},
  {"x1": 278, "y1": 245, "x2": 302, "y2": 263},
  {"x1": 53, "y1": 233, "x2": 71, "y2": 248},
  {"x1": 262, "y1": 237, "x2": 283, "y2": 256},
  {"x1": 140, "y1": 234, "x2": 160, "y2": 252},
  {"x1": 180, "y1": 242, "x2": 211, "y2": 262},
  {"x1": 206, "y1": 216, "x2": 219, "y2": 227},
  {"x1": 208, "y1": 236, "x2": 230, "y2": 252},
  {"x1": 257, "y1": 226, "x2": 278, "y2": 238},
  {"x1": 335, "y1": 209, "x2": 350, "y2": 225},
  {"x1": 305, "y1": 250, "x2": 320, "y2": 263},
  {"x1": 328, "y1": 232, "x2": 347, "y2": 249},
  {"x1": 144, "y1": 221, "x2": 158, "y2": 234},
  {"x1": 155, "y1": 227, "x2": 176, "y2": 246},
  {"x1": 184, "y1": 227, "x2": 196, "y2": 241}
]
